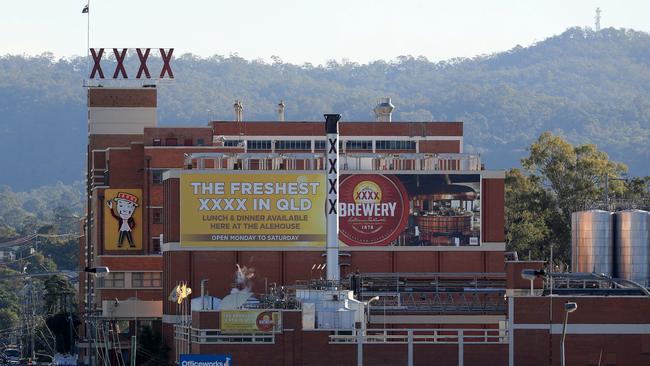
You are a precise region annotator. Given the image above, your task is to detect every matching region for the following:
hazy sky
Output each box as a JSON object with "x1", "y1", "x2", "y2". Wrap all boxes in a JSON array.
[{"x1": 1, "y1": 0, "x2": 648, "y2": 64}]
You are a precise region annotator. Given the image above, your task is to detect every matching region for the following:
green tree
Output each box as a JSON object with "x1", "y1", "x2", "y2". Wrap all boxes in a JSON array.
[
  {"x1": 507, "y1": 132, "x2": 629, "y2": 265},
  {"x1": 505, "y1": 169, "x2": 553, "y2": 260},
  {"x1": 0, "y1": 308, "x2": 19, "y2": 335}
]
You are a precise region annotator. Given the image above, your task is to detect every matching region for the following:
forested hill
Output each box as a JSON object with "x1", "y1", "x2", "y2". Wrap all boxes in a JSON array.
[{"x1": 1, "y1": 26, "x2": 650, "y2": 189}]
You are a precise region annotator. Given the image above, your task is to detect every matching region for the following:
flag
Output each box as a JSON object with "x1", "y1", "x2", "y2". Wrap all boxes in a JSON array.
[
  {"x1": 82, "y1": 4, "x2": 89, "y2": 13},
  {"x1": 177, "y1": 283, "x2": 187, "y2": 304},
  {"x1": 168, "y1": 284, "x2": 180, "y2": 302}
]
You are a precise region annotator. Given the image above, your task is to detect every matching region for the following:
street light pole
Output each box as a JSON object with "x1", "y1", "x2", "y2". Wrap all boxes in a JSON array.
[
  {"x1": 561, "y1": 302, "x2": 578, "y2": 366},
  {"x1": 83, "y1": 266, "x2": 109, "y2": 366}
]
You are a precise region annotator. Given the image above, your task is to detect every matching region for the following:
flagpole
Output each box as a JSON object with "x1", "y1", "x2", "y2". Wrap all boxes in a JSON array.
[{"x1": 87, "y1": 0, "x2": 90, "y2": 83}]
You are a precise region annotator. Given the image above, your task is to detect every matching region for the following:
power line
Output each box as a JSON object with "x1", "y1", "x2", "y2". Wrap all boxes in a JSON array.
[{"x1": 0, "y1": 233, "x2": 81, "y2": 249}]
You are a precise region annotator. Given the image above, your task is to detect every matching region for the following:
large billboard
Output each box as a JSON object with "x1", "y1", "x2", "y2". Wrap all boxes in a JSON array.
[
  {"x1": 220, "y1": 310, "x2": 281, "y2": 333},
  {"x1": 180, "y1": 173, "x2": 326, "y2": 247},
  {"x1": 179, "y1": 172, "x2": 481, "y2": 248},
  {"x1": 104, "y1": 189, "x2": 143, "y2": 251},
  {"x1": 339, "y1": 174, "x2": 481, "y2": 246}
]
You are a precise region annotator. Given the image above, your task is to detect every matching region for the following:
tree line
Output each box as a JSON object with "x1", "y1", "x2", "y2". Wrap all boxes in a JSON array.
[{"x1": 1, "y1": 27, "x2": 650, "y2": 188}]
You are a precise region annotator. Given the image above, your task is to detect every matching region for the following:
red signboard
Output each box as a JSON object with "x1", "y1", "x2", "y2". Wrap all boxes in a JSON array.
[{"x1": 339, "y1": 174, "x2": 409, "y2": 246}]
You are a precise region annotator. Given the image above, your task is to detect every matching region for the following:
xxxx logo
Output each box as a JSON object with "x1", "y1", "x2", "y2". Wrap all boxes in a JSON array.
[
  {"x1": 355, "y1": 191, "x2": 379, "y2": 200},
  {"x1": 339, "y1": 174, "x2": 409, "y2": 246}
]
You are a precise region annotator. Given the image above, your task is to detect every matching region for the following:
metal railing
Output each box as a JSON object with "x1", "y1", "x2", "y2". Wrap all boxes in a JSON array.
[
  {"x1": 341, "y1": 153, "x2": 481, "y2": 172},
  {"x1": 329, "y1": 328, "x2": 507, "y2": 344},
  {"x1": 184, "y1": 152, "x2": 482, "y2": 172},
  {"x1": 354, "y1": 272, "x2": 507, "y2": 313},
  {"x1": 174, "y1": 325, "x2": 275, "y2": 344}
]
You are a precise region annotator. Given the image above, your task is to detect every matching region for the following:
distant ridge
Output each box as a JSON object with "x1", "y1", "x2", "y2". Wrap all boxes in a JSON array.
[{"x1": 1, "y1": 26, "x2": 649, "y2": 188}]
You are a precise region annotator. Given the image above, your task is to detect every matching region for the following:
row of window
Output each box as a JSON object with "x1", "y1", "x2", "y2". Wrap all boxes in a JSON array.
[
  {"x1": 346, "y1": 140, "x2": 373, "y2": 150},
  {"x1": 247, "y1": 140, "x2": 272, "y2": 150},
  {"x1": 98, "y1": 272, "x2": 162, "y2": 288},
  {"x1": 225, "y1": 140, "x2": 417, "y2": 151},
  {"x1": 275, "y1": 140, "x2": 312, "y2": 150},
  {"x1": 152, "y1": 138, "x2": 205, "y2": 146},
  {"x1": 376, "y1": 140, "x2": 416, "y2": 150},
  {"x1": 223, "y1": 140, "x2": 243, "y2": 147}
]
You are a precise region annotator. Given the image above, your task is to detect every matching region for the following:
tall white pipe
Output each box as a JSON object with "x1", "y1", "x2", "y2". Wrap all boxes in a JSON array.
[
  {"x1": 278, "y1": 100, "x2": 285, "y2": 122},
  {"x1": 325, "y1": 113, "x2": 341, "y2": 282}
]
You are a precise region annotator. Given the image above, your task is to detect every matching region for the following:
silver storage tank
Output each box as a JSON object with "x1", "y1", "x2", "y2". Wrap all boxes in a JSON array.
[
  {"x1": 571, "y1": 210, "x2": 614, "y2": 275},
  {"x1": 615, "y1": 210, "x2": 650, "y2": 286}
]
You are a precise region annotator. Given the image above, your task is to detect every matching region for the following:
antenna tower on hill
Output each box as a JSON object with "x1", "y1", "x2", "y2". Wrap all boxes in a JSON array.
[{"x1": 595, "y1": 7, "x2": 602, "y2": 32}]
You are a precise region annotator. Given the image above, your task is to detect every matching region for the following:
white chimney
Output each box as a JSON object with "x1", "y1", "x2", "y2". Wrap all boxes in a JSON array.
[
  {"x1": 374, "y1": 97, "x2": 395, "y2": 122},
  {"x1": 234, "y1": 100, "x2": 243, "y2": 122},
  {"x1": 277, "y1": 100, "x2": 285, "y2": 122}
]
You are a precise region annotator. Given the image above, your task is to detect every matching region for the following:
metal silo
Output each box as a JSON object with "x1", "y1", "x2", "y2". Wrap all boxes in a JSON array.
[
  {"x1": 571, "y1": 210, "x2": 614, "y2": 275},
  {"x1": 616, "y1": 210, "x2": 650, "y2": 286}
]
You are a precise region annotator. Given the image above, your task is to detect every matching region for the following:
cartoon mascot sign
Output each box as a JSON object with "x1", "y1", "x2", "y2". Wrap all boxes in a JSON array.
[{"x1": 104, "y1": 189, "x2": 143, "y2": 250}]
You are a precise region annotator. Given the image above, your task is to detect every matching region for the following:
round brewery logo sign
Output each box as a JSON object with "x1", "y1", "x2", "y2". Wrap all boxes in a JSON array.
[
  {"x1": 256, "y1": 311, "x2": 275, "y2": 332},
  {"x1": 339, "y1": 174, "x2": 409, "y2": 246}
]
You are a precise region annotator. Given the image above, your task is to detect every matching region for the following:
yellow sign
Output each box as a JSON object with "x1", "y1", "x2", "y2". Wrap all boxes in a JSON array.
[
  {"x1": 104, "y1": 189, "x2": 143, "y2": 251},
  {"x1": 180, "y1": 173, "x2": 326, "y2": 247},
  {"x1": 220, "y1": 310, "x2": 281, "y2": 333}
]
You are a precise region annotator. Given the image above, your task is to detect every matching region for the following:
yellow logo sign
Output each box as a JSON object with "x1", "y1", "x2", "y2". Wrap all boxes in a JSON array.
[
  {"x1": 220, "y1": 310, "x2": 281, "y2": 333},
  {"x1": 353, "y1": 180, "x2": 382, "y2": 204},
  {"x1": 180, "y1": 173, "x2": 326, "y2": 247}
]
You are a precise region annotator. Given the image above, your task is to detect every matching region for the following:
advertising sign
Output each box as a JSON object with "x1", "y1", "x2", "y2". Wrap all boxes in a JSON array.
[
  {"x1": 180, "y1": 173, "x2": 326, "y2": 247},
  {"x1": 103, "y1": 189, "x2": 143, "y2": 251},
  {"x1": 339, "y1": 174, "x2": 409, "y2": 246},
  {"x1": 339, "y1": 174, "x2": 481, "y2": 246},
  {"x1": 220, "y1": 310, "x2": 281, "y2": 333},
  {"x1": 179, "y1": 354, "x2": 232, "y2": 366}
]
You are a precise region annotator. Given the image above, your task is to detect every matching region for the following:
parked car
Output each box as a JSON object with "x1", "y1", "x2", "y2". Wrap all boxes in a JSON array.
[{"x1": 2, "y1": 347, "x2": 20, "y2": 365}]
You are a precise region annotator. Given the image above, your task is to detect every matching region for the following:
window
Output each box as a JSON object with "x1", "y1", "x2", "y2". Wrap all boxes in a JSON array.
[
  {"x1": 138, "y1": 320, "x2": 153, "y2": 331},
  {"x1": 246, "y1": 140, "x2": 272, "y2": 150},
  {"x1": 376, "y1": 140, "x2": 416, "y2": 150},
  {"x1": 315, "y1": 140, "x2": 342, "y2": 151},
  {"x1": 132, "y1": 272, "x2": 162, "y2": 287},
  {"x1": 197, "y1": 138, "x2": 205, "y2": 146},
  {"x1": 152, "y1": 138, "x2": 162, "y2": 146},
  {"x1": 314, "y1": 140, "x2": 326, "y2": 150},
  {"x1": 223, "y1": 140, "x2": 243, "y2": 147},
  {"x1": 152, "y1": 170, "x2": 164, "y2": 185},
  {"x1": 116, "y1": 320, "x2": 130, "y2": 334},
  {"x1": 152, "y1": 237, "x2": 161, "y2": 253},
  {"x1": 275, "y1": 140, "x2": 311, "y2": 150},
  {"x1": 152, "y1": 208, "x2": 162, "y2": 224},
  {"x1": 346, "y1": 140, "x2": 372, "y2": 150},
  {"x1": 165, "y1": 138, "x2": 178, "y2": 146},
  {"x1": 98, "y1": 272, "x2": 125, "y2": 288},
  {"x1": 184, "y1": 138, "x2": 193, "y2": 146}
]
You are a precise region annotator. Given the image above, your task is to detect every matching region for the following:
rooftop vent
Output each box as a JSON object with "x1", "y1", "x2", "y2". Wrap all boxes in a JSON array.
[
  {"x1": 374, "y1": 97, "x2": 395, "y2": 122},
  {"x1": 278, "y1": 100, "x2": 286, "y2": 122},
  {"x1": 234, "y1": 100, "x2": 243, "y2": 122}
]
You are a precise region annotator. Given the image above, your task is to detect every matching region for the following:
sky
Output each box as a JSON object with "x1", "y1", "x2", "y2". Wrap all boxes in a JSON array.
[{"x1": 1, "y1": 0, "x2": 648, "y2": 65}]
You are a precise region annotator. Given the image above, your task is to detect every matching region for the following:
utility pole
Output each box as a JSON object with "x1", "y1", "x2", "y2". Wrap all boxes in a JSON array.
[
  {"x1": 31, "y1": 283, "x2": 35, "y2": 362},
  {"x1": 130, "y1": 335, "x2": 137, "y2": 366}
]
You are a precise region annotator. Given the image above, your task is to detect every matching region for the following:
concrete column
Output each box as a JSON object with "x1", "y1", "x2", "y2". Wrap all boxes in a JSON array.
[
  {"x1": 508, "y1": 296, "x2": 514, "y2": 366},
  {"x1": 458, "y1": 330, "x2": 464, "y2": 366},
  {"x1": 407, "y1": 330, "x2": 414, "y2": 366},
  {"x1": 357, "y1": 330, "x2": 363, "y2": 366},
  {"x1": 325, "y1": 114, "x2": 341, "y2": 282}
]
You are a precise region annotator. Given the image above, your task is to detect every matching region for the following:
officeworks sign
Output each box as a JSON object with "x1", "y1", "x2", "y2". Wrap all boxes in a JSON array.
[{"x1": 179, "y1": 354, "x2": 232, "y2": 366}]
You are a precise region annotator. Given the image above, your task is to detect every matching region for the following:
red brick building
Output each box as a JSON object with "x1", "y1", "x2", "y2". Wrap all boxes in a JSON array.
[{"x1": 81, "y1": 87, "x2": 650, "y2": 366}]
